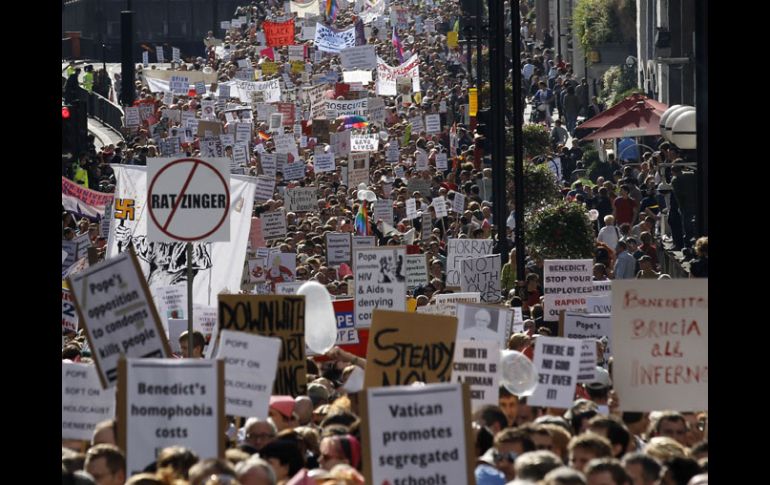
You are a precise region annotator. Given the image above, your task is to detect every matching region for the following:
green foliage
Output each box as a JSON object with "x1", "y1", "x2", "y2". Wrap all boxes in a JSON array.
[
  {"x1": 598, "y1": 66, "x2": 639, "y2": 107},
  {"x1": 525, "y1": 201, "x2": 597, "y2": 260},
  {"x1": 522, "y1": 124, "x2": 551, "y2": 160},
  {"x1": 506, "y1": 161, "x2": 562, "y2": 213},
  {"x1": 574, "y1": 0, "x2": 637, "y2": 56}
]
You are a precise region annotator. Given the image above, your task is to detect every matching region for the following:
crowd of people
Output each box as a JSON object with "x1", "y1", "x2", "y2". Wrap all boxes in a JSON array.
[{"x1": 62, "y1": 1, "x2": 707, "y2": 484}]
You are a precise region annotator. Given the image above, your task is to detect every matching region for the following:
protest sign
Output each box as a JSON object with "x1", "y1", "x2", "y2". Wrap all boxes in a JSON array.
[
  {"x1": 376, "y1": 54, "x2": 420, "y2": 96},
  {"x1": 340, "y1": 44, "x2": 377, "y2": 70},
  {"x1": 373, "y1": 199, "x2": 393, "y2": 224},
  {"x1": 217, "y1": 295, "x2": 307, "y2": 396},
  {"x1": 62, "y1": 176, "x2": 114, "y2": 221},
  {"x1": 154, "y1": 285, "x2": 187, "y2": 334},
  {"x1": 405, "y1": 254, "x2": 429, "y2": 289},
  {"x1": 169, "y1": 75, "x2": 189, "y2": 95},
  {"x1": 314, "y1": 23, "x2": 357, "y2": 53},
  {"x1": 62, "y1": 363, "x2": 115, "y2": 440},
  {"x1": 451, "y1": 193, "x2": 467, "y2": 215},
  {"x1": 456, "y1": 303, "x2": 510, "y2": 345},
  {"x1": 425, "y1": 114, "x2": 441, "y2": 134},
  {"x1": 281, "y1": 155, "x2": 305, "y2": 180},
  {"x1": 249, "y1": 217, "x2": 266, "y2": 250},
  {"x1": 342, "y1": 70, "x2": 373, "y2": 84},
  {"x1": 215, "y1": 330, "x2": 281, "y2": 418},
  {"x1": 314, "y1": 152, "x2": 336, "y2": 173},
  {"x1": 167, "y1": 319, "x2": 188, "y2": 354},
  {"x1": 348, "y1": 152, "x2": 370, "y2": 188},
  {"x1": 452, "y1": 340, "x2": 500, "y2": 411},
  {"x1": 331, "y1": 130, "x2": 351, "y2": 157},
  {"x1": 284, "y1": 187, "x2": 317, "y2": 212},
  {"x1": 354, "y1": 247, "x2": 407, "y2": 327},
  {"x1": 351, "y1": 134, "x2": 379, "y2": 152},
  {"x1": 273, "y1": 133, "x2": 298, "y2": 154},
  {"x1": 611, "y1": 280, "x2": 708, "y2": 411},
  {"x1": 386, "y1": 142, "x2": 400, "y2": 163},
  {"x1": 124, "y1": 107, "x2": 141, "y2": 127},
  {"x1": 432, "y1": 195, "x2": 448, "y2": 218},
  {"x1": 367, "y1": 96, "x2": 385, "y2": 123},
  {"x1": 543, "y1": 259, "x2": 593, "y2": 321},
  {"x1": 119, "y1": 358, "x2": 224, "y2": 475},
  {"x1": 254, "y1": 175, "x2": 276, "y2": 202},
  {"x1": 260, "y1": 153, "x2": 277, "y2": 178},
  {"x1": 325, "y1": 98, "x2": 368, "y2": 118},
  {"x1": 409, "y1": 115, "x2": 425, "y2": 134},
  {"x1": 67, "y1": 250, "x2": 170, "y2": 388},
  {"x1": 416, "y1": 293, "x2": 481, "y2": 317},
  {"x1": 407, "y1": 178, "x2": 431, "y2": 198},
  {"x1": 230, "y1": 79, "x2": 282, "y2": 103},
  {"x1": 275, "y1": 282, "x2": 304, "y2": 295},
  {"x1": 327, "y1": 232, "x2": 352, "y2": 265},
  {"x1": 332, "y1": 299, "x2": 359, "y2": 345},
  {"x1": 435, "y1": 152, "x2": 448, "y2": 171},
  {"x1": 415, "y1": 149, "x2": 429, "y2": 172},
  {"x1": 361, "y1": 382, "x2": 474, "y2": 485},
  {"x1": 561, "y1": 312, "x2": 613, "y2": 357},
  {"x1": 421, "y1": 212, "x2": 432, "y2": 241},
  {"x1": 446, "y1": 239, "x2": 495, "y2": 287},
  {"x1": 261, "y1": 209, "x2": 287, "y2": 239},
  {"x1": 193, "y1": 304, "x2": 218, "y2": 352},
  {"x1": 352, "y1": 235, "x2": 376, "y2": 250},
  {"x1": 405, "y1": 198, "x2": 418, "y2": 220},
  {"x1": 529, "y1": 336, "x2": 581, "y2": 409},
  {"x1": 586, "y1": 294, "x2": 612, "y2": 314},
  {"x1": 288, "y1": 45, "x2": 305, "y2": 61},
  {"x1": 291, "y1": 0, "x2": 321, "y2": 18},
  {"x1": 62, "y1": 287, "x2": 79, "y2": 334},
  {"x1": 460, "y1": 255, "x2": 501, "y2": 303},
  {"x1": 263, "y1": 19, "x2": 295, "y2": 46},
  {"x1": 364, "y1": 310, "x2": 457, "y2": 387},
  {"x1": 577, "y1": 340, "x2": 598, "y2": 383}
]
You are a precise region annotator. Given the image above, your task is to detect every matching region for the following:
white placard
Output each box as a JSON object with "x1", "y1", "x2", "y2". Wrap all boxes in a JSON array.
[
  {"x1": 409, "y1": 115, "x2": 425, "y2": 134},
  {"x1": 314, "y1": 23, "x2": 357, "y2": 53},
  {"x1": 436, "y1": 153, "x2": 448, "y2": 170},
  {"x1": 351, "y1": 134, "x2": 379, "y2": 152},
  {"x1": 169, "y1": 75, "x2": 189, "y2": 95},
  {"x1": 215, "y1": 330, "x2": 281, "y2": 418},
  {"x1": 155, "y1": 284, "x2": 188, "y2": 335},
  {"x1": 331, "y1": 130, "x2": 352, "y2": 158},
  {"x1": 327, "y1": 232, "x2": 352, "y2": 265},
  {"x1": 325, "y1": 98, "x2": 369, "y2": 118},
  {"x1": 432, "y1": 195, "x2": 448, "y2": 218},
  {"x1": 288, "y1": 45, "x2": 305, "y2": 62},
  {"x1": 577, "y1": 340, "x2": 598, "y2": 383},
  {"x1": 62, "y1": 363, "x2": 115, "y2": 440},
  {"x1": 529, "y1": 336, "x2": 581, "y2": 409},
  {"x1": 156, "y1": 46, "x2": 165, "y2": 63},
  {"x1": 446, "y1": 239, "x2": 494, "y2": 287},
  {"x1": 167, "y1": 318, "x2": 188, "y2": 354},
  {"x1": 172, "y1": 47, "x2": 181, "y2": 63},
  {"x1": 405, "y1": 254, "x2": 429, "y2": 289},
  {"x1": 352, "y1": 235, "x2": 376, "y2": 250},
  {"x1": 415, "y1": 149, "x2": 429, "y2": 172},
  {"x1": 254, "y1": 175, "x2": 276, "y2": 202},
  {"x1": 285, "y1": 186, "x2": 318, "y2": 212},
  {"x1": 586, "y1": 294, "x2": 612, "y2": 314},
  {"x1": 366, "y1": 383, "x2": 471, "y2": 485},
  {"x1": 373, "y1": 200, "x2": 393, "y2": 224},
  {"x1": 543, "y1": 259, "x2": 593, "y2": 320},
  {"x1": 354, "y1": 247, "x2": 406, "y2": 327},
  {"x1": 123, "y1": 359, "x2": 222, "y2": 475},
  {"x1": 314, "y1": 152, "x2": 336, "y2": 173},
  {"x1": 67, "y1": 251, "x2": 169, "y2": 388},
  {"x1": 452, "y1": 192, "x2": 466, "y2": 213},
  {"x1": 340, "y1": 44, "x2": 377, "y2": 70},
  {"x1": 275, "y1": 281, "x2": 304, "y2": 295},
  {"x1": 611, "y1": 280, "x2": 708, "y2": 412},
  {"x1": 261, "y1": 209, "x2": 288, "y2": 239},
  {"x1": 261, "y1": 153, "x2": 277, "y2": 177},
  {"x1": 456, "y1": 303, "x2": 510, "y2": 345},
  {"x1": 342, "y1": 70, "x2": 374, "y2": 84},
  {"x1": 563, "y1": 312, "x2": 613, "y2": 358},
  {"x1": 452, "y1": 340, "x2": 500, "y2": 411},
  {"x1": 281, "y1": 155, "x2": 305, "y2": 180},
  {"x1": 425, "y1": 114, "x2": 441, "y2": 134},
  {"x1": 124, "y1": 107, "x2": 141, "y2": 127},
  {"x1": 460, "y1": 255, "x2": 502, "y2": 303},
  {"x1": 405, "y1": 198, "x2": 418, "y2": 220},
  {"x1": 142, "y1": 51, "x2": 149, "y2": 67}
]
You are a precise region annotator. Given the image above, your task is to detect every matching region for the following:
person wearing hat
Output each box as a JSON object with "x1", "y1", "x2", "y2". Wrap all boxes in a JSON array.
[
  {"x1": 635, "y1": 255, "x2": 659, "y2": 279},
  {"x1": 268, "y1": 395, "x2": 297, "y2": 432}
]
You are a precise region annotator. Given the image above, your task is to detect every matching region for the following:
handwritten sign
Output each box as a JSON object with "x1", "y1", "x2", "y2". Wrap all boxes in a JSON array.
[
  {"x1": 543, "y1": 259, "x2": 593, "y2": 321},
  {"x1": 261, "y1": 209, "x2": 287, "y2": 239},
  {"x1": 446, "y1": 239, "x2": 495, "y2": 287},
  {"x1": 217, "y1": 295, "x2": 307, "y2": 396},
  {"x1": 285, "y1": 187, "x2": 317, "y2": 212},
  {"x1": 354, "y1": 247, "x2": 407, "y2": 327},
  {"x1": 452, "y1": 340, "x2": 500, "y2": 411},
  {"x1": 611, "y1": 280, "x2": 708, "y2": 411},
  {"x1": 460, "y1": 255, "x2": 501, "y2": 303},
  {"x1": 351, "y1": 134, "x2": 379, "y2": 152},
  {"x1": 529, "y1": 336, "x2": 581, "y2": 409},
  {"x1": 327, "y1": 232, "x2": 352, "y2": 265},
  {"x1": 263, "y1": 19, "x2": 295, "y2": 47},
  {"x1": 62, "y1": 363, "x2": 115, "y2": 440}
]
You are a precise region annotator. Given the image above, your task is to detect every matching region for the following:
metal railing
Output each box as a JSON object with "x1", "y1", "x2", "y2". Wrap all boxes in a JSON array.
[{"x1": 62, "y1": 74, "x2": 125, "y2": 140}]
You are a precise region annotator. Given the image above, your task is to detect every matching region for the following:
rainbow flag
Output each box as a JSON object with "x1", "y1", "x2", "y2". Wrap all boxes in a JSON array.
[
  {"x1": 392, "y1": 26, "x2": 404, "y2": 64},
  {"x1": 338, "y1": 115, "x2": 368, "y2": 129},
  {"x1": 355, "y1": 200, "x2": 371, "y2": 236},
  {"x1": 326, "y1": 0, "x2": 338, "y2": 22},
  {"x1": 258, "y1": 131, "x2": 271, "y2": 141}
]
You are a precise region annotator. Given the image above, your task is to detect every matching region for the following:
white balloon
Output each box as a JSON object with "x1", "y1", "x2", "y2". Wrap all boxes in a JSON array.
[
  {"x1": 500, "y1": 350, "x2": 538, "y2": 396},
  {"x1": 588, "y1": 209, "x2": 599, "y2": 221},
  {"x1": 379, "y1": 130, "x2": 390, "y2": 141},
  {"x1": 364, "y1": 190, "x2": 377, "y2": 202},
  {"x1": 358, "y1": 183, "x2": 368, "y2": 191},
  {"x1": 297, "y1": 282, "x2": 337, "y2": 354}
]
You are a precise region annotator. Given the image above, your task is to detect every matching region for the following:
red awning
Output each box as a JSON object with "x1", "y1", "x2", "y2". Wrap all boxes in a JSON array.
[{"x1": 578, "y1": 94, "x2": 668, "y2": 141}]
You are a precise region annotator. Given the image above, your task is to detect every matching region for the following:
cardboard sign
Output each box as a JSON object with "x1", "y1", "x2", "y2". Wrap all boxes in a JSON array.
[
  {"x1": 362, "y1": 382, "x2": 474, "y2": 485},
  {"x1": 452, "y1": 340, "x2": 501, "y2": 411},
  {"x1": 119, "y1": 358, "x2": 224, "y2": 475},
  {"x1": 562, "y1": 312, "x2": 613, "y2": 357},
  {"x1": 331, "y1": 130, "x2": 351, "y2": 158},
  {"x1": 452, "y1": 192, "x2": 465, "y2": 213},
  {"x1": 67, "y1": 250, "x2": 170, "y2": 388},
  {"x1": 217, "y1": 295, "x2": 307, "y2": 396},
  {"x1": 543, "y1": 259, "x2": 593, "y2": 321},
  {"x1": 261, "y1": 209, "x2": 288, "y2": 239},
  {"x1": 421, "y1": 212, "x2": 433, "y2": 241},
  {"x1": 314, "y1": 23, "x2": 357, "y2": 53},
  {"x1": 254, "y1": 175, "x2": 276, "y2": 202},
  {"x1": 340, "y1": 44, "x2": 377, "y2": 70},
  {"x1": 352, "y1": 235, "x2": 376, "y2": 249},
  {"x1": 364, "y1": 310, "x2": 457, "y2": 387},
  {"x1": 425, "y1": 114, "x2": 442, "y2": 134},
  {"x1": 62, "y1": 288, "x2": 79, "y2": 333},
  {"x1": 577, "y1": 340, "x2": 598, "y2": 383},
  {"x1": 354, "y1": 247, "x2": 407, "y2": 327},
  {"x1": 314, "y1": 152, "x2": 336, "y2": 173},
  {"x1": 460, "y1": 255, "x2": 502, "y2": 303},
  {"x1": 215, "y1": 330, "x2": 281, "y2": 418},
  {"x1": 62, "y1": 363, "x2": 115, "y2": 440},
  {"x1": 327, "y1": 232, "x2": 352, "y2": 265},
  {"x1": 373, "y1": 200, "x2": 393, "y2": 224},
  {"x1": 529, "y1": 336, "x2": 581, "y2": 409},
  {"x1": 405, "y1": 254, "x2": 429, "y2": 289},
  {"x1": 284, "y1": 187, "x2": 317, "y2": 212},
  {"x1": 446, "y1": 239, "x2": 495, "y2": 287},
  {"x1": 456, "y1": 303, "x2": 510, "y2": 345},
  {"x1": 263, "y1": 19, "x2": 296, "y2": 47},
  {"x1": 611, "y1": 280, "x2": 708, "y2": 411},
  {"x1": 275, "y1": 281, "x2": 304, "y2": 295},
  {"x1": 436, "y1": 153, "x2": 448, "y2": 171}
]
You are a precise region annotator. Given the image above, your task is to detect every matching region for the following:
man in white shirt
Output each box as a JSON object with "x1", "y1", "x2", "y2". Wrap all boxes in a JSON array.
[{"x1": 597, "y1": 215, "x2": 621, "y2": 250}]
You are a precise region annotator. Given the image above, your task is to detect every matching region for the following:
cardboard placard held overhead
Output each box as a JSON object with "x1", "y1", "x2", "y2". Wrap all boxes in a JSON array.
[
  {"x1": 452, "y1": 340, "x2": 501, "y2": 411},
  {"x1": 611, "y1": 279, "x2": 708, "y2": 412},
  {"x1": 354, "y1": 247, "x2": 407, "y2": 328},
  {"x1": 62, "y1": 363, "x2": 116, "y2": 441},
  {"x1": 284, "y1": 187, "x2": 318, "y2": 212},
  {"x1": 561, "y1": 312, "x2": 613, "y2": 357},
  {"x1": 217, "y1": 295, "x2": 308, "y2": 397},
  {"x1": 118, "y1": 358, "x2": 225, "y2": 476},
  {"x1": 326, "y1": 232, "x2": 352, "y2": 265},
  {"x1": 364, "y1": 309, "x2": 457, "y2": 388},
  {"x1": 446, "y1": 239, "x2": 495, "y2": 287},
  {"x1": 543, "y1": 259, "x2": 593, "y2": 321},
  {"x1": 528, "y1": 336, "x2": 582, "y2": 409},
  {"x1": 361, "y1": 382, "x2": 475, "y2": 485},
  {"x1": 460, "y1": 255, "x2": 502, "y2": 303},
  {"x1": 67, "y1": 249, "x2": 171, "y2": 388}
]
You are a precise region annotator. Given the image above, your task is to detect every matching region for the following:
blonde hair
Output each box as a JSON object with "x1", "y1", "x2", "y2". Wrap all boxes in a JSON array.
[{"x1": 643, "y1": 436, "x2": 689, "y2": 462}]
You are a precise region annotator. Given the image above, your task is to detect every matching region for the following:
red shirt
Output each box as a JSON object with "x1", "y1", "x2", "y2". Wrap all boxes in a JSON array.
[{"x1": 613, "y1": 197, "x2": 637, "y2": 225}]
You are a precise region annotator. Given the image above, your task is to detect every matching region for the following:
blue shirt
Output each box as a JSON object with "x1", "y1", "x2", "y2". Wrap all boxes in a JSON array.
[
  {"x1": 614, "y1": 250, "x2": 637, "y2": 279},
  {"x1": 475, "y1": 464, "x2": 506, "y2": 485}
]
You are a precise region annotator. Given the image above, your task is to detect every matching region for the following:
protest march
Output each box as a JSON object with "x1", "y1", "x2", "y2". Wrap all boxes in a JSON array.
[{"x1": 62, "y1": 1, "x2": 708, "y2": 484}]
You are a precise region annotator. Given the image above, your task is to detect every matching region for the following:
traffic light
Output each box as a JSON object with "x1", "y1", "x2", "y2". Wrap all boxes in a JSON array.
[{"x1": 62, "y1": 100, "x2": 88, "y2": 157}]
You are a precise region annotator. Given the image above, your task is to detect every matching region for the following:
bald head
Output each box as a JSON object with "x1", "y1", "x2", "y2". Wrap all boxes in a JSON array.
[{"x1": 294, "y1": 396, "x2": 314, "y2": 426}]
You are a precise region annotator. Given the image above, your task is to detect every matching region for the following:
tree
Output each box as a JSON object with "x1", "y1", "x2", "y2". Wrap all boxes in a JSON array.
[
  {"x1": 525, "y1": 201, "x2": 596, "y2": 260},
  {"x1": 506, "y1": 161, "x2": 562, "y2": 214}
]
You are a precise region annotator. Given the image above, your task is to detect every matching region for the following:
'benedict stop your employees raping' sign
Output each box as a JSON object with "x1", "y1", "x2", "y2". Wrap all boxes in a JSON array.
[{"x1": 148, "y1": 158, "x2": 231, "y2": 243}]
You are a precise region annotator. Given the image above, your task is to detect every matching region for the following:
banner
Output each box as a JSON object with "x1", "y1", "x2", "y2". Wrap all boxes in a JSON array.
[
  {"x1": 446, "y1": 239, "x2": 495, "y2": 287},
  {"x1": 376, "y1": 54, "x2": 420, "y2": 96},
  {"x1": 325, "y1": 98, "x2": 368, "y2": 118},
  {"x1": 62, "y1": 363, "x2": 115, "y2": 440},
  {"x1": 364, "y1": 310, "x2": 457, "y2": 387},
  {"x1": 362, "y1": 382, "x2": 474, "y2": 485},
  {"x1": 340, "y1": 45, "x2": 377, "y2": 70},
  {"x1": 543, "y1": 259, "x2": 593, "y2": 320},
  {"x1": 263, "y1": 19, "x2": 296, "y2": 47},
  {"x1": 285, "y1": 187, "x2": 318, "y2": 212},
  {"x1": 227, "y1": 79, "x2": 282, "y2": 103},
  {"x1": 107, "y1": 165, "x2": 256, "y2": 308},
  {"x1": 354, "y1": 247, "x2": 407, "y2": 327},
  {"x1": 611, "y1": 280, "x2": 708, "y2": 411},
  {"x1": 217, "y1": 295, "x2": 308, "y2": 396},
  {"x1": 314, "y1": 23, "x2": 357, "y2": 53},
  {"x1": 452, "y1": 340, "x2": 500, "y2": 411},
  {"x1": 62, "y1": 176, "x2": 114, "y2": 221},
  {"x1": 215, "y1": 330, "x2": 281, "y2": 418},
  {"x1": 460, "y1": 255, "x2": 502, "y2": 303},
  {"x1": 119, "y1": 358, "x2": 224, "y2": 475}
]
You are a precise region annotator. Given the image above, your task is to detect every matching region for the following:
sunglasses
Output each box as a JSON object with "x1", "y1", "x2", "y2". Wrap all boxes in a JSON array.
[{"x1": 494, "y1": 451, "x2": 518, "y2": 463}]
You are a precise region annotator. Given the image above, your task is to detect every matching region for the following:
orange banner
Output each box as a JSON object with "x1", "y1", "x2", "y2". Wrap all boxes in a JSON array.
[{"x1": 263, "y1": 19, "x2": 295, "y2": 47}]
